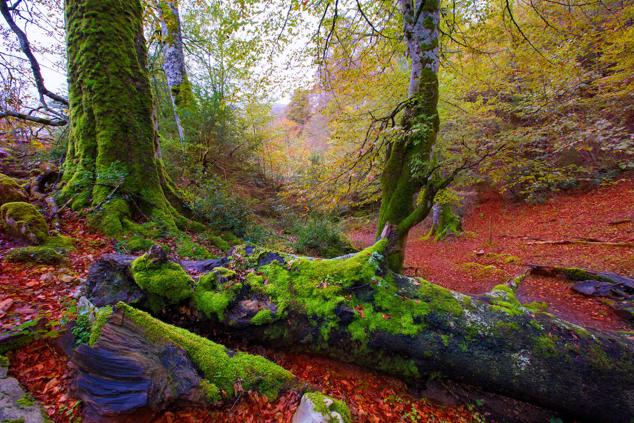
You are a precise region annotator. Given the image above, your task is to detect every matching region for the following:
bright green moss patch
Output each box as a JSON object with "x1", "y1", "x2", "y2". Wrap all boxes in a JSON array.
[
  {"x1": 251, "y1": 309, "x2": 274, "y2": 325},
  {"x1": 488, "y1": 285, "x2": 546, "y2": 317},
  {"x1": 175, "y1": 236, "x2": 212, "y2": 259},
  {"x1": 16, "y1": 394, "x2": 35, "y2": 407},
  {"x1": 0, "y1": 354, "x2": 9, "y2": 368},
  {"x1": 131, "y1": 254, "x2": 193, "y2": 305},
  {"x1": 0, "y1": 202, "x2": 48, "y2": 244},
  {"x1": 303, "y1": 392, "x2": 352, "y2": 423},
  {"x1": 194, "y1": 268, "x2": 240, "y2": 319},
  {"x1": 0, "y1": 173, "x2": 27, "y2": 206},
  {"x1": 116, "y1": 302, "x2": 294, "y2": 400},
  {"x1": 89, "y1": 306, "x2": 113, "y2": 346},
  {"x1": 237, "y1": 241, "x2": 466, "y2": 345}
]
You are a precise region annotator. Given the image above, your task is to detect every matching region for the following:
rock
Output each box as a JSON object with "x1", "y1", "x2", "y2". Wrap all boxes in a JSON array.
[
  {"x1": 0, "y1": 356, "x2": 45, "y2": 423},
  {"x1": 258, "y1": 251, "x2": 286, "y2": 267},
  {"x1": 572, "y1": 280, "x2": 615, "y2": 296},
  {"x1": 84, "y1": 254, "x2": 144, "y2": 307},
  {"x1": 292, "y1": 392, "x2": 351, "y2": 423},
  {"x1": 180, "y1": 257, "x2": 229, "y2": 274},
  {"x1": 0, "y1": 202, "x2": 49, "y2": 244},
  {"x1": 0, "y1": 173, "x2": 27, "y2": 206}
]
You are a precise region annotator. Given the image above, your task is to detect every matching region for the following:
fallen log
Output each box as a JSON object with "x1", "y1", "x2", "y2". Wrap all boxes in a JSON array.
[
  {"x1": 84, "y1": 243, "x2": 634, "y2": 422},
  {"x1": 67, "y1": 301, "x2": 296, "y2": 422},
  {"x1": 525, "y1": 239, "x2": 634, "y2": 247}
]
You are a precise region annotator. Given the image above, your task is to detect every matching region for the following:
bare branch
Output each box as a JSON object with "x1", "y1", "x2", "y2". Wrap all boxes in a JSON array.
[
  {"x1": 0, "y1": 0, "x2": 68, "y2": 106},
  {"x1": 0, "y1": 109, "x2": 67, "y2": 126}
]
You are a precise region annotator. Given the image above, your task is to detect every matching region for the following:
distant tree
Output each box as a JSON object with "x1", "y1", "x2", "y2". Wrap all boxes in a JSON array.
[
  {"x1": 286, "y1": 88, "x2": 310, "y2": 125},
  {"x1": 155, "y1": 0, "x2": 195, "y2": 143}
]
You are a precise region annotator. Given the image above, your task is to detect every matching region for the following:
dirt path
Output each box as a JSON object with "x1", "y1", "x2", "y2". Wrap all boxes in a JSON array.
[{"x1": 349, "y1": 178, "x2": 634, "y2": 331}]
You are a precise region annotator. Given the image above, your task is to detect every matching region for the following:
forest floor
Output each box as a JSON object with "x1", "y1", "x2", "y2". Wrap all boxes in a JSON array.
[
  {"x1": 1, "y1": 179, "x2": 632, "y2": 422},
  {"x1": 349, "y1": 177, "x2": 634, "y2": 332},
  {"x1": 0, "y1": 216, "x2": 478, "y2": 421}
]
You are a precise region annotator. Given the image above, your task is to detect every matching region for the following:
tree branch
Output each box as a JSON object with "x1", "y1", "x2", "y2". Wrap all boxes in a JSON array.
[
  {"x1": 0, "y1": 0, "x2": 68, "y2": 106},
  {"x1": 0, "y1": 109, "x2": 67, "y2": 126}
]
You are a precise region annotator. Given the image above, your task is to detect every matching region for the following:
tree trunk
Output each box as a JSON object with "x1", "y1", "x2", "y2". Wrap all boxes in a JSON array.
[
  {"x1": 61, "y1": 0, "x2": 186, "y2": 235},
  {"x1": 157, "y1": 0, "x2": 195, "y2": 143},
  {"x1": 83, "y1": 244, "x2": 634, "y2": 422},
  {"x1": 377, "y1": 0, "x2": 441, "y2": 271}
]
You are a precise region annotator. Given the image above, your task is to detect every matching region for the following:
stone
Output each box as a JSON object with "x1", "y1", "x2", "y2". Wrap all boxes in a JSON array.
[
  {"x1": 0, "y1": 173, "x2": 27, "y2": 206},
  {"x1": 0, "y1": 358, "x2": 45, "y2": 423},
  {"x1": 292, "y1": 393, "x2": 350, "y2": 423},
  {"x1": 0, "y1": 202, "x2": 48, "y2": 244},
  {"x1": 84, "y1": 254, "x2": 144, "y2": 307}
]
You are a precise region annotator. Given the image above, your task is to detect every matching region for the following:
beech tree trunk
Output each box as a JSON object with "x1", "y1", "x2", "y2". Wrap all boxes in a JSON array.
[
  {"x1": 61, "y1": 0, "x2": 186, "y2": 235},
  {"x1": 156, "y1": 0, "x2": 195, "y2": 143},
  {"x1": 83, "y1": 244, "x2": 634, "y2": 422},
  {"x1": 377, "y1": 0, "x2": 442, "y2": 271}
]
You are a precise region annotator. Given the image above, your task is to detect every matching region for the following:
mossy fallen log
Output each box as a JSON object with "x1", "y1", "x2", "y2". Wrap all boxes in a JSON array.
[
  {"x1": 69, "y1": 302, "x2": 294, "y2": 422},
  {"x1": 84, "y1": 243, "x2": 634, "y2": 422}
]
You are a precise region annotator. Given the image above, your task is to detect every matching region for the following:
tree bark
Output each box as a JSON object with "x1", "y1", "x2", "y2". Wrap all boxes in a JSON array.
[
  {"x1": 84, "y1": 244, "x2": 634, "y2": 422},
  {"x1": 61, "y1": 0, "x2": 186, "y2": 235},
  {"x1": 376, "y1": 0, "x2": 441, "y2": 271},
  {"x1": 157, "y1": 0, "x2": 195, "y2": 144}
]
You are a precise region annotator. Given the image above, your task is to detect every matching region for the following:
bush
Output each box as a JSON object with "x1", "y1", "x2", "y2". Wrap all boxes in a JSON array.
[
  {"x1": 291, "y1": 216, "x2": 355, "y2": 258},
  {"x1": 186, "y1": 178, "x2": 252, "y2": 238}
]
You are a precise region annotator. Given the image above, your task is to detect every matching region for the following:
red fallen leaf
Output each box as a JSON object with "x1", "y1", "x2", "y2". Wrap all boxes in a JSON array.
[{"x1": 381, "y1": 313, "x2": 391, "y2": 320}]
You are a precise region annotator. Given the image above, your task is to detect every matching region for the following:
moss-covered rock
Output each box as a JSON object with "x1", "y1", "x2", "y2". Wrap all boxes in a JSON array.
[
  {"x1": 292, "y1": 392, "x2": 351, "y2": 423},
  {"x1": 5, "y1": 246, "x2": 63, "y2": 264},
  {"x1": 0, "y1": 202, "x2": 48, "y2": 244},
  {"x1": 130, "y1": 253, "x2": 193, "y2": 309},
  {"x1": 4, "y1": 235, "x2": 75, "y2": 264},
  {"x1": 0, "y1": 173, "x2": 27, "y2": 206}
]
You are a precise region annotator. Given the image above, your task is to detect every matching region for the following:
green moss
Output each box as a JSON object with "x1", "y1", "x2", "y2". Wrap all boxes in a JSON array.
[
  {"x1": 561, "y1": 267, "x2": 609, "y2": 282},
  {"x1": 534, "y1": 335, "x2": 557, "y2": 357},
  {"x1": 205, "y1": 233, "x2": 230, "y2": 251},
  {"x1": 89, "y1": 306, "x2": 113, "y2": 346},
  {"x1": 303, "y1": 392, "x2": 351, "y2": 423},
  {"x1": 194, "y1": 268, "x2": 240, "y2": 320},
  {"x1": 0, "y1": 173, "x2": 27, "y2": 206},
  {"x1": 251, "y1": 309, "x2": 274, "y2": 325},
  {"x1": 0, "y1": 202, "x2": 48, "y2": 244},
  {"x1": 175, "y1": 236, "x2": 212, "y2": 259},
  {"x1": 199, "y1": 379, "x2": 221, "y2": 403},
  {"x1": 71, "y1": 313, "x2": 91, "y2": 345},
  {"x1": 0, "y1": 354, "x2": 8, "y2": 368},
  {"x1": 16, "y1": 394, "x2": 35, "y2": 407},
  {"x1": 131, "y1": 254, "x2": 193, "y2": 305},
  {"x1": 5, "y1": 246, "x2": 63, "y2": 264},
  {"x1": 372, "y1": 354, "x2": 420, "y2": 378},
  {"x1": 61, "y1": 0, "x2": 189, "y2": 237},
  {"x1": 116, "y1": 302, "x2": 294, "y2": 400},
  {"x1": 5, "y1": 235, "x2": 75, "y2": 264},
  {"x1": 234, "y1": 241, "x2": 465, "y2": 346},
  {"x1": 115, "y1": 235, "x2": 154, "y2": 253}
]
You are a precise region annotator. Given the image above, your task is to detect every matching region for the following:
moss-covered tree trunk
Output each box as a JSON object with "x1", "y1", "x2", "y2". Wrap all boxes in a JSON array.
[
  {"x1": 377, "y1": 0, "x2": 441, "y2": 271},
  {"x1": 84, "y1": 244, "x2": 634, "y2": 422},
  {"x1": 157, "y1": 0, "x2": 195, "y2": 143},
  {"x1": 61, "y1": 0, "x2": 186, "y2": 235}
]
